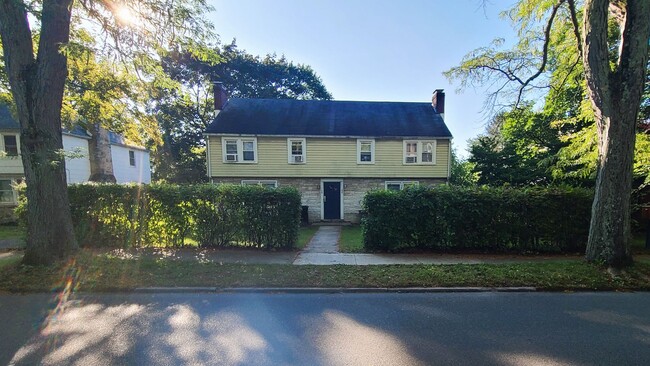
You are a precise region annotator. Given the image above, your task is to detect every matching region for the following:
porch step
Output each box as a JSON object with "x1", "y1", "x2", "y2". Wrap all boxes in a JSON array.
[{"x1": 311, "y1": 220, "x2": 353, "y2": 226}]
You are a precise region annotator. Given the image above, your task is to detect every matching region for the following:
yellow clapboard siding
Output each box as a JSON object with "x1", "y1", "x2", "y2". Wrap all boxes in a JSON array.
[{"x1": 208, "y1": 136, "x2": 450, "y2": 178}]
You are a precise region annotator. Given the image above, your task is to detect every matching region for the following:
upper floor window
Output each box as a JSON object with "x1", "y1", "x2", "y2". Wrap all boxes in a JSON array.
[
  {"x1": 403, "y1": 140, "x2": 436, "y2": 164},
  {"x1": 287, "y1": 138, "x2": 306, "y2": 164},
  {"x1": 222, "y1": 137, "x2": 257, "y2": 163},
  {"x1": 129, "y1": 150, "x2": 136, "y2": 166},
  {"x1": 357, "y1": 139, "x2": 375, "y2": 164},
  {"x1": 2, "y1": 135, "x2": 18, "y2": 156}
]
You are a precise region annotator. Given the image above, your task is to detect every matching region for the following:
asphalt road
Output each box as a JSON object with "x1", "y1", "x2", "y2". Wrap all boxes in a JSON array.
[{"x1": 1, "y1": 292, "x2": 649, "y2": 365}]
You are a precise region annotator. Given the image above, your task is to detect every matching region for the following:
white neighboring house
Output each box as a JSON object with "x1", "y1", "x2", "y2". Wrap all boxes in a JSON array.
[
  {"x1": 0, "y1": 104, "x2": 151, "y2": 221},
  {"x1": 61, "y1": 127, "x2": 152, "y2": 184}
]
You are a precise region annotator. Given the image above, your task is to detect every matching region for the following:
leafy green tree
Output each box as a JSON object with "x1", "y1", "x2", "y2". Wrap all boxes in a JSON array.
[
  {"x1": 446, "y1": 0, "x2": 650, "y2": 267},
  {"x1": 154, "y1": 43, "x2": 332, "y2": 183},
  {"x1": 449, "y1": 149, "x2": 478, "y2": 187},
  {"x1": 0, "y1": 0, "x2": 213, "y2": 265},
  {"x1": 467, "y1": 107, "x2": 563, "y2": 186}
]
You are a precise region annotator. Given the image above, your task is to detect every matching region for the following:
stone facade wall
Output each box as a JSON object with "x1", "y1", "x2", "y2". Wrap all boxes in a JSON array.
[{"x1": 211, "y1": 177, "x2": 447, "y2": 223}]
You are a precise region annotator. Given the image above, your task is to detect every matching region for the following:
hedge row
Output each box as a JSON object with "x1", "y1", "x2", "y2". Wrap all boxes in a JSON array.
[
  {"x1": 362, "y1": 186, "x2": 593, "y2": 253},
  {"x1": 61, "y1": 184, "x2": 301, "y2": 250}
]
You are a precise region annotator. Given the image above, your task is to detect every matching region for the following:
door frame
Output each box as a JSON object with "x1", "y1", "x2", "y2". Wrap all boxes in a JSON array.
[{"x1": 320, "y1": 179, "x2": 344, "y2": 220}]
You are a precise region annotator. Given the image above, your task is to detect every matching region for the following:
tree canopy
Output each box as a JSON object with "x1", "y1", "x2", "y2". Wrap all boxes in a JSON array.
[
  {"x1": 154, "y1": 42, "x2": 332, "y2": 183},
  {"x1": 446, "y1": 0, "x2": 650, "y2": 267}
]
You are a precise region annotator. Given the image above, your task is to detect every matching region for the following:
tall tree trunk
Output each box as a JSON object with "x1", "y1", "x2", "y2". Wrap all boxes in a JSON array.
[
  {"x1": 582, "y1": 0, "x2": 650, "y2": 267},
  {"x1": 88, "y1": 123, "x2": 116, "y2": 182},
  {"x1": 0, "y1": 0, "x2": 78, "y2": 265}
]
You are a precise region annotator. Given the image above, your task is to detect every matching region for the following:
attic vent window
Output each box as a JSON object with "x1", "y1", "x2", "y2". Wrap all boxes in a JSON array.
[
  {"x1": 2, "y1": 135, "x2": 18, "y2": 156},
  {"x1": 129, "y1": 150, "x2": 136, "y2": 166},
  {"x1": 287, "y1": 138, "x2": 306, "y2": 164}
]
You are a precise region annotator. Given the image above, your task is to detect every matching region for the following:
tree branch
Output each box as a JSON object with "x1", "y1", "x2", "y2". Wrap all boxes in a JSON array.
[
  {"x1": 515, "y1": 0, "x2": 566, "y2": 106},
  {"x1": 567, "y1": 0, "x2": 583, "y2": 56},
  {"x1": 0, "y1": 0, "x2": 36, "y2": 118}
]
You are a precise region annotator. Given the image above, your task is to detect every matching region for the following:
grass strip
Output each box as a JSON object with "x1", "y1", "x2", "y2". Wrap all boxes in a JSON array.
[
  {"x1": 339, "y1": 226, "x2": 364, "y2": 253},
  {"x1": 0, "y1": 225, "x2": 24, "y2": 240},
  {"x1": 296, "y1": 226, "x2": 319, "y2": 250},
  {"x1": 1, "y1": 251, "x2": 649, "y2": 293}
]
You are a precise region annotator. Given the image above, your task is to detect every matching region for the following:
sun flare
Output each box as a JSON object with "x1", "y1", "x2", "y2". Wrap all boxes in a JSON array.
[{"x1": 115, "y1": 6, "x2": 136, "y2": 26}]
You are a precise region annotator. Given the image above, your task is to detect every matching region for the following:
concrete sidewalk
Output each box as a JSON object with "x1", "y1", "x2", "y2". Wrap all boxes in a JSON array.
[
  {"x1": 0, "y1": 238, "x2": 23, "y2": 250},
  {"x1": 292, "y1": 252, "x2": 582, "y2": 265}
]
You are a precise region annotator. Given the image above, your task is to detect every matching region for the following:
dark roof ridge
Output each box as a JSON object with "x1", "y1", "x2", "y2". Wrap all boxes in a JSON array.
[
  {"x1": 206, "y1": 98, "x2": 453, "y2": 138},
  {"x1": 226, "y1": 97, "x2": 431, "y2": 104}
]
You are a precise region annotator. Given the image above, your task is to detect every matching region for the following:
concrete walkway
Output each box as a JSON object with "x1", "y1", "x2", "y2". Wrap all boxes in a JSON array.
[{"x1": 300, "y1": 226, "x2": 341, "y2": 254}]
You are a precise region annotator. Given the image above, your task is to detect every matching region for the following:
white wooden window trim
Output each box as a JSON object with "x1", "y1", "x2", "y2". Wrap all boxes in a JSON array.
[
  {"x1": 403, "y1": 140, "x2": 436, "y2": 165},
  {"x1": 356, "y1": 139, "x2": 375, "y2": 164},
  {"x1": 385, "y1": 181, "x2": 420, "y2": 191},
  {"x1": 241, "y1": 180, "x2": 278, "y2": 188},
  {"x1": 222, "y1": 137, "x2": 258, "y2": 163},
  {"x1": 0, "y1": 133, "x2": 20, "y2": 157},
  {"x1": 287, "y1": 138, "x2": 306, "y2": 164}
]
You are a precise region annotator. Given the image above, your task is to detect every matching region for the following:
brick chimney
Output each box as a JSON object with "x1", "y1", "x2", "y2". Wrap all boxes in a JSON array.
[
  {"x1": 432, "y1": 89, "x2": 445, "y2": 117},
  {"x1": 213, "y1": 81, "x2": 228, "y2": 111}
]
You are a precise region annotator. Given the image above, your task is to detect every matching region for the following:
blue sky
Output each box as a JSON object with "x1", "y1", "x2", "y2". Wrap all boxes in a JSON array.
[{"x1": 209, "y1": 0, "x2": 517, "y2": 156}]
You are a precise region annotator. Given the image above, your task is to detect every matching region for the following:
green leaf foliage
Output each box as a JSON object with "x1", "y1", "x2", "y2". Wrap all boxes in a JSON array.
[
  {"x1": 362, "y1": 185, "x2": 593, "y2": 253},
  {"x1": 153, "y1": 42, "x2": 332, "y2": 183},
  {"x1": 19, "y1": 184, "x2": 301, "y2": 250}
]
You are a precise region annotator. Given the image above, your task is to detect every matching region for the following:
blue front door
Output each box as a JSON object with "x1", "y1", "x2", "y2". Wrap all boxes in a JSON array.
[{"x1": 323, "y1": 181, "x2": 341, "y2": 220}]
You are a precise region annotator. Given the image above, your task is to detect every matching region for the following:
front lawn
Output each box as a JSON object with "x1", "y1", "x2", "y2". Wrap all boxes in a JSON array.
[
  {"x1": 0, "y1": 224, "x2": 24, "y2": 240},
  {"x1": 631, "y1": 231, "x2": 649, "y2": 254},
  {"x1": 339, "y1": 225, "x2": 364, "y2": 252},
  {"x1": 1, "y1": 250, "x2": 649, "y2": 292},
  {"x1": 296, "y1": 226, "x2": 319, "y2": 250}
]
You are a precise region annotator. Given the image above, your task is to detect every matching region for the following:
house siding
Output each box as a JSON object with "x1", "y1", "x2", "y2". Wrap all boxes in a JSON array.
[
  {"x1": 212, "y1": 177, "x2": 446, "y2": 223},
  {"x1": 208, "y1": 136, "x2": 450, "y2": 178},
  {"x1": 110, "y1": 145, "x2": 152, "y2": 184},
  {"x1": 62, "y1": 134, "x2": 91, "y2": 183}
]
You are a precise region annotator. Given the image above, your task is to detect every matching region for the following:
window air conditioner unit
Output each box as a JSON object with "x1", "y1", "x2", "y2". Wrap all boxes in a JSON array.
[
  {"x1": 406, "y1": 156, "x2": 417, "y2": 163},
  {"x1": 226, "y1": 154, "x2": 238, "y2": 162},
  {"x1": 293, "y1": 155, "x2": 304, "y2": 163}
]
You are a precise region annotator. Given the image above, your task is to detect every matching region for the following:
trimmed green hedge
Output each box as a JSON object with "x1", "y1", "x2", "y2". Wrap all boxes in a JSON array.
[
  {"x1": 62, "y1": 184, "x2": 301, "y2": 250},
  {"x1": 362, "y1": 186, "x2": 593, "y2": 253}
]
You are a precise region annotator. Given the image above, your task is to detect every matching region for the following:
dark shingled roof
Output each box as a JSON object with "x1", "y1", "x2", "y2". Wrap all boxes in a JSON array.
[
  {"x1": 205, "y1": 99, "x2": 453, "y2": 138},
  {"x1": 0, "y1": 104, "x2": 20, "y2": 130}
]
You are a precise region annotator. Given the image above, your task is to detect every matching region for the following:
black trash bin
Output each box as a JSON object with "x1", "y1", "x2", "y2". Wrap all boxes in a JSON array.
[{"x1": 301, "y1": 205, "x2": 309, "y2": 225}]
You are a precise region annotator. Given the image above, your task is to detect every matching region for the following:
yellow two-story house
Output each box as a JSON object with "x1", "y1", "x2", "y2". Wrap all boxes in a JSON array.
[{"x1": 205, "y1": 88, "x2": 453, "y2": 223}]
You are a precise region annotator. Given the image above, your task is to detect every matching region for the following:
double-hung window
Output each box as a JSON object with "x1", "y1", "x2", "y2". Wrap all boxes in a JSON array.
[
  {"x1": 0, "y1": 179, "x2": 16, "y2": 204},
  {"x1": 241, "y1": 180, "x2": 277, "y2": 189},
  {"x1": 129, "y1": 150, "x2": 136, "y2": 166},
  {"x1": 2, "y1": 135, "x2": 18, "y2": 156},
  {"x1": 287, "y1": 138, "x2": 306, "y2": 164},
  {"x1": 357, "y1": 139, "x2": 375, "y2": 164},
  {"x1": 223, "y1": 137, "x2": 257, "y2": 163},
  {"x1": 385, "y1": 181, "x2": 419, "y2": 191},
  {"x1": 403, "y1": 140, "x2": 436, "y2": 164}
]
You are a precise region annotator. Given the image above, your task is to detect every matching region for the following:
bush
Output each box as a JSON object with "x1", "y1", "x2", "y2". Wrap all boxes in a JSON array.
[
  {"x1": 35, "y1": 183, "x2": 301, "y2": 250},
  {"x1": 362, "y1": 185, "x2": 593, "y2": 253}
]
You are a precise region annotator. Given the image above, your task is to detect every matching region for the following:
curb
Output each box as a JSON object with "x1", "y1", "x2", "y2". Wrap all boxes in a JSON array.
[{"x1": 133, "y1": 286, "x2": 537, "y2": 294}]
